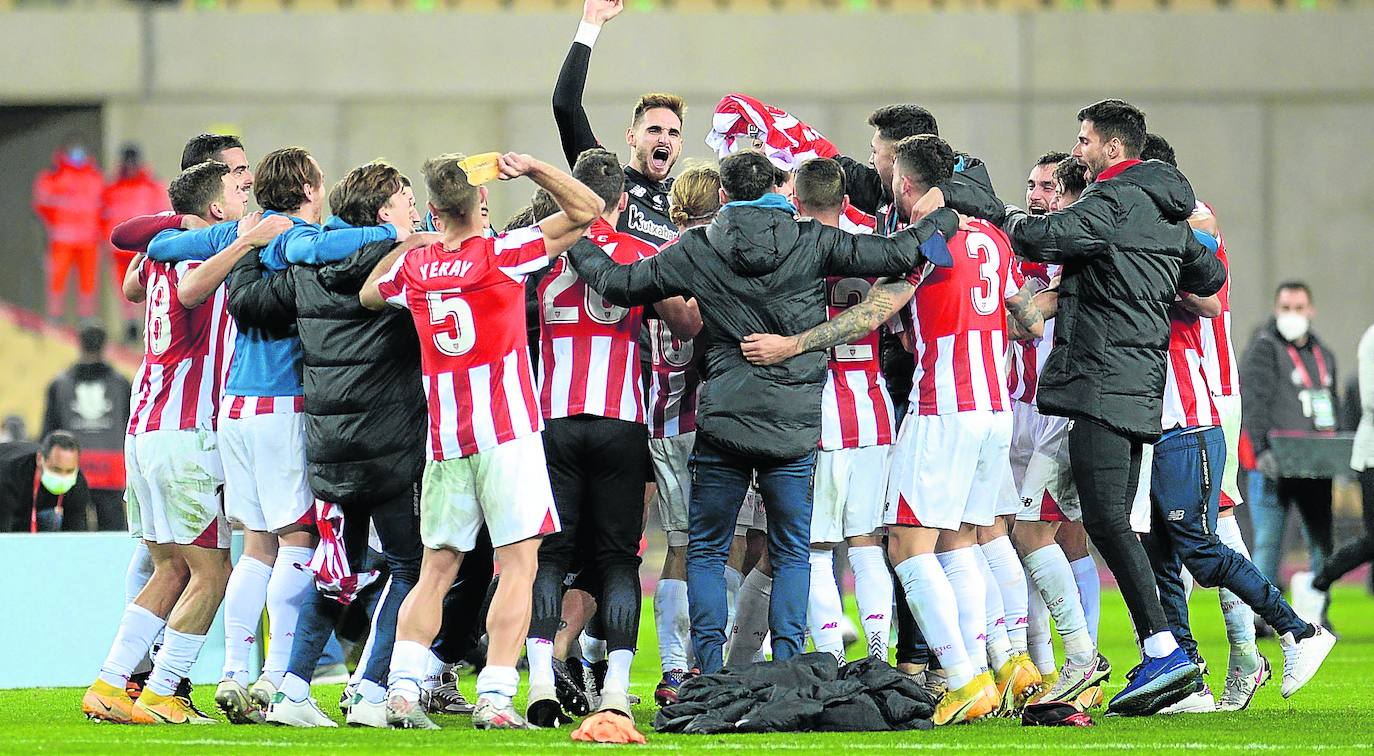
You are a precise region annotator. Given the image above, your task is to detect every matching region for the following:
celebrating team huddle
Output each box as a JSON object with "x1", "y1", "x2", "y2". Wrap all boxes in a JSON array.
[{"x1": 78, "y1": 0, "x2": 1335, "y2": 739}]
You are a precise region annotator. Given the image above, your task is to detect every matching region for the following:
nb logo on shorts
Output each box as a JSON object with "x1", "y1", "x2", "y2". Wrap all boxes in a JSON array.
[
  {"x1": 1167, "y1": 509, "x2": 1186, "y2": 522},
  {"x1": 1021, "y1": 497, "x2": 1033, "y2": 507}
]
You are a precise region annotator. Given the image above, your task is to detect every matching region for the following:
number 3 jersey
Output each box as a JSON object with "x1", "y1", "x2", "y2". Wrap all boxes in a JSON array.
[
  {"x1": 376, "y1": 227, "x2": 550, "y2": 460},
  {"x1": 537, "y1": 218, "x2": 656, "y2": 423},
  {"x1": 127, "y1": 258, "x2": 236, "y2": 434}
]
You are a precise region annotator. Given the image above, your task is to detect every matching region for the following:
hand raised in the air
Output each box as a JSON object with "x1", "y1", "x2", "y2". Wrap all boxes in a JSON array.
[
  {"x1": 582, "y1": 0, "x2": 624, "y2": 26},
  {"x1": 740, "y1": 333, "x2": 801, "y2": 367},
  {"x1": 497, "y1": 152, "x2": 539, "y2": 181},
  {"x1": 243, "y1": 214, "x2": 294, "y2": 247}
]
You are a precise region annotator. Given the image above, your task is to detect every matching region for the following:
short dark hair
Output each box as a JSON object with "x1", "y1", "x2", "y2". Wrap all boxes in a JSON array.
[
  {"x1": 1054, "y1": 157, "x2": 1088, "y2": 199},
  {"x1": 1275, "y1": 281, "x2": 1313, "y2": 303},
  {"x1": 181, "y1": 133, "x2": 243, "y2": 171},
  {"x1": 573, "y1": 148, "x2": 626, "y2": 210},
  {"x1": 719, "y1": 150, "x2": 777, "y2": 202},
  {"x1": 254, "y1": 147, "x2": 321, "y2": 213},
  {"x1": 1036, "y1": 151, "x2": 1070, "y2": 168},
  {"x1": 632, "y1": 93, "x2": 686, "y2": 128},
  {"x1": 530, "y1": 188, "x2": 559, "y2": 223},
  {"x1": 794, "y1": 158, "x2": 845, "y2": 213},
  {"x1": 868, "y1": 104, "x2": 940, "y2": 142},
  {"x1": 893, "y1": 134, "x2": 957, "y2": 191},
  {"x1": 168, "y1": 160, "x2": 231, "y2": 217},
  {"x1": 1077, "y1": 99, "x2": 1147, "y2": 158},
  {"x1": 40, "y1": 430, "x2": 80, "y2": 457},
  {"x1": 1141, "y1": 132, "x2": 1177, "y2": 167},
  {"x1": 422, "y1": 153, "x2": 481, "y2": 225},
  {"x1": 329, "y1": 161, "x2": 405, "y2": 227},
  {"x1": 78, "y1": 324, "x2": 106, "y2": 355}
]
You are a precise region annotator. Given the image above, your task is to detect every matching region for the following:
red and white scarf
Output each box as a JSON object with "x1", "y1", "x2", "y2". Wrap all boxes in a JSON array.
[
  {"x1": 297, "y1": 499, "x2": 380, "y2": 605},
  {"x1": 707, "y1": 93, "x2": 839, "y2": 170}
]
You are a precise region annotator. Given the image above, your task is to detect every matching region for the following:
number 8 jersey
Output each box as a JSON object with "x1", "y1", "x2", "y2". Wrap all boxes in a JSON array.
[
  {"x1": 376, "y1": 227, "x2": 550, "y2": 460},
  {"x1": 536, "y1": 218, "x2": 656, "y2": 423}
]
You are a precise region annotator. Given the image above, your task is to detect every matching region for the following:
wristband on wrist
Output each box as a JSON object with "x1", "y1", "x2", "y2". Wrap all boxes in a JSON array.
[{"x1": 574, "y1": 20, "x2": 601, "y2": 48}]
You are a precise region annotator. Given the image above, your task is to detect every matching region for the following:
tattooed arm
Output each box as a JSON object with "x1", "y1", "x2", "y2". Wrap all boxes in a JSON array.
[
  {"x1": 740, "y1": 278, "x2": 916, "y2": 367},
  {"x1": 1005, "y1": 280, "x2": 1045, "y2": 341}
]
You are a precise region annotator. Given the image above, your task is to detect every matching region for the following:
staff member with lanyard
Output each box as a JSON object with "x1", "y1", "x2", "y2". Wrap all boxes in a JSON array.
[
  {"x1": 0, "y1": 431, "x2": 91, "y2": 532},
  {"x1": 1240, "y1": 281, "x2": 1340, "y2": 619}
]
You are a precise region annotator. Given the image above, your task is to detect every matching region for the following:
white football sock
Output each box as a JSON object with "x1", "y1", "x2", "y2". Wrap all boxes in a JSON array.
[
  {"x1": 1069, "y1": 555, "x2": 1101, "y2": 645},
  {"x1": 847, "y1": 545, "x2": 893, "y2": 661},
  {"x1": 348, "y1": 577, "x2": 390, "y2": 688},
  {"x1": 603, "y1": 648, "x2": 634, "y2": 695},
  {"x1": 806, "y1": 549, "x2": 846, "y2": 662},
  {"x1": 1213, "y1": 517, "x2": 1259, "y2": 659},
  {"x1": 262, "y1": 546, "x2": 315, "y2": 686},
  {"x1": 937, "y1": 548, "x2": 990, "y2": 674},
  {"x1": 1024, "y1": 545, "x2": 1095, "y2": 667},
  {"x1": 98, "y1": 603, "x2": 166, "y2": 687},
  {"x1": 974, "y1": 546, "x2": 1015, "y2": 672},
  {"x1": 387, "y1": 639, "x2": 429, "y2": 702},
  {"x1": 1142, "y1": 631, "x2": 1179, "y2": 659},
  {"x1": 525, "y1": 637, "x2": 555, "y2": 689},
  {"x1": 727, "y1": 569, "x2": 772, "y2": 668},
  {"x1": 723, "y1": 565, "x2": 743, "y2": 657},
  {"x1": 421, "y1": 650, "x2": 446, "y2": 690},
  {"x1": 654, "y1": 578, "x2": 690, "y2": 673},
  {"x1": 358, "y1": 678, "x2": 387, "y2": 705},
  {"x1": 894, "y1": 554, "x2": 975, "y2": 689},
  {"x1": 1025, "y1": 584, "x2": 1057, "y2": 675},
  {"x1": 123, "y1": 543, "x2": 156, "y2": 675},
  {"x1": 476, "y1": 665, "x2": 518, "y2": 710},
  {"x1": 222, "y1": 555, "x2": 272, "y2": 683},
  {"x1": 147, "y1": 628, "x2": 206, "y2": 697},
  {"x1": 580, "y1": 631, "x2": 607, "y2": 664},
  {"x1": 280, "y1": 672, "x2": 311, "y2": 702},
  {"x1": 980, "y1": 536, "x2": 1030, "y2": 654}
]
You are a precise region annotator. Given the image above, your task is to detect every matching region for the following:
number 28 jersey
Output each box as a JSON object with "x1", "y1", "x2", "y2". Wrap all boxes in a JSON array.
[
  {"x1": 377, "y1": 227, "x2": 549, "y2": 460},
  {"x1": 537, "y1": 218, "x2": 655, "y2": 423}
]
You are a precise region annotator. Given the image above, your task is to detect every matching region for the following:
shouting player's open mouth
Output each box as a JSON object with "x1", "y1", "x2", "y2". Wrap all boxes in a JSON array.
[{"x1": 649, "y1": 145, "x2": 672, "y2": 176}]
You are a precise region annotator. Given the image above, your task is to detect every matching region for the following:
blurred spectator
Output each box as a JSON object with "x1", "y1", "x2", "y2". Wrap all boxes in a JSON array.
[
  {"x1": 102, "y1": 144, "x2": 168, "y2": 344},
  {"x1": 1240, "y1": 281, "x2": 1340, "y2": 595},
  {"x1": 0, "y1": 416, "x2": 26, "y2": 444},
  {"x1": 33, "y1": 140, "x2": 105, "y2": 321},
  {"x1": 0, "y1": 431, "x2": 92, "y2": 532},
  {"x1": 42, "y1": 324, "x2": 130, "y2": 530}
]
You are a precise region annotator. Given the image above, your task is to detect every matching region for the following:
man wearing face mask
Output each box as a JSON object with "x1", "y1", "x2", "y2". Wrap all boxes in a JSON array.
[
  {"x1": 1240, "y1": 282, "x2": 1339, "y2": 614},
  {"x1": 0, "y1": 431, "x2": 91, "y2": 532}
]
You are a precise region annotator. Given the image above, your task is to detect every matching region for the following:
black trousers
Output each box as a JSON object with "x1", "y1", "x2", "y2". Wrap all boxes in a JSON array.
[
  {"x1": 1069, "y1": 418, "x2": 1170, "y2": 642},
  {"x1": 1314, "y1": 467, "x2": 1374, "y2": 591},
  {"x1": 91, "y1": 488, "x2": 127, "y2": 531},
  {"x1": 530, "y1": 415, "x2": 647, "y2": 652}
]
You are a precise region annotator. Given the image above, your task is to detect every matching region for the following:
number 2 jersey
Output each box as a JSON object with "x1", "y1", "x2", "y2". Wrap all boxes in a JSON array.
[
  {"x1": 537, "y1": 218, "x2": 655, "y2": 423},
  {"x1": 127, "y1": 258, "x2": 236, "y2": 434},
  {"x1": 376, "y1": 227, "x2": 549, "y2": 460}
]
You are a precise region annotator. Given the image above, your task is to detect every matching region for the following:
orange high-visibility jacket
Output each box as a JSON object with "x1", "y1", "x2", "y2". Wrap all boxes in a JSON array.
[{"x1": 33, "y1": 153, "x2": 105, "y2": 246}]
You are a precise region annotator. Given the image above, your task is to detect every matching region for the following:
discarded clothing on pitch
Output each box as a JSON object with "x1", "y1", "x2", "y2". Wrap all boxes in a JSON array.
[{"x1": 654, "y1": 653, "x2": 936, "y2": 734}]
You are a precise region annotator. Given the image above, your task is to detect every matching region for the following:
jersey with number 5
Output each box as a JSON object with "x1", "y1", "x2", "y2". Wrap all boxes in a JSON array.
[
  {"x1": 128, "y1": 258, "x2": 236, "y2": 435},
  {"x1": 903, "y1": 219, "x2": 1019, "y2": 416},
  {"x1": 537, "y1": 218, "x2": 654, "y2": 423},
  {"x1": 376, "y1": 227, "x2": 549, "y2": 460}
]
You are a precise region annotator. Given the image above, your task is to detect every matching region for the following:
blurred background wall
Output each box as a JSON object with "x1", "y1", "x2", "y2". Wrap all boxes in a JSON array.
[{"x1": 1, "y1": 4, "x2": 1372, "y2": 384}]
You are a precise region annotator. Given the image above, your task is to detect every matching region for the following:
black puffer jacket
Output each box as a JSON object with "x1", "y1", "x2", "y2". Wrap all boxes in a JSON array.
[
  {"x1": 566, "y1": 197, "x2": 957, "y2": 460},
  {"x1": 1002, "y1": 159, "x2": 1226, "y2": 442},
  {"x1": 226, "y1": 241, "x2": 425, "y2": 505}
]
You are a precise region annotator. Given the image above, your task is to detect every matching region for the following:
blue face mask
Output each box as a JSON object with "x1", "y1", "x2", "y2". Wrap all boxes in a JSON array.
[{"x1": 66, "y1": 147, "x2": 88, "y2": 166}]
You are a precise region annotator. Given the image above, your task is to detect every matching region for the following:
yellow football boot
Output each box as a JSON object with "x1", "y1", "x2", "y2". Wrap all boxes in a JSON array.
[
  {"x1": 131, "y1": 689, "x2": 217, "y2": 724},
  {"x1": 83, "y1": 679, "x2": 135, "y2": 723}
]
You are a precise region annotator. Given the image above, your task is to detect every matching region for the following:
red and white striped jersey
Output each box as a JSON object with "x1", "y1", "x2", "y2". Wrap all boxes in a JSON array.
[
  {"x1": 903, "y1": 219, "x2": 1019, "y2": 416},
  {"x1": 1006, "y1": 262, "x2": 1060, "y2": 405},
  {"x1": 127, "y1": 259, "x2": 235, "y2": 434},
  {"x1": 377, "y1": 227, "x2": 549, "y2": 460},
  {"x1": 222, "y1": 395, "x2": 304, "y2": 419},
  {"x1": 645, "y1": 314, "x2": 700, "y2": 439},
  {"x1": 1195, "y1": 201, "x2": 1239, "y2": 398},
  {"x1": 1163, "y1": 307, "x2": 1220, "y2": 430},
  {"x1": 537, "y1": 219, "x2": 653, "y2": 422},
  {"x1": 819, "y1": 207, "x2": 895, "y2": 449}
]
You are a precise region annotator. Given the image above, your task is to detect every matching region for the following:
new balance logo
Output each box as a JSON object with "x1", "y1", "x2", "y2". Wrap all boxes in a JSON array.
[
  {"x1": 821, "y1": 622, "x2": 839, "y2": 630},
  {"x1": 864, "y1": 614, "x2": 886, "y2": 621},
  {"x1": 1167, "y1": 509, "x2": 1186, "y2": 522}
]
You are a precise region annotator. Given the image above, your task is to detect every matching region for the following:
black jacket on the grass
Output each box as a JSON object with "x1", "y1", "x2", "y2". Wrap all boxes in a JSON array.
[
  {"x1": 566, "y1": 196, "x2": 957, "y2": 461},
  {"x1": 1002, "y1": 159, "x2": 1227, "y2": 442},
  {"x1": 226, "y1": 241, "x2": 425, "y2": 506}
]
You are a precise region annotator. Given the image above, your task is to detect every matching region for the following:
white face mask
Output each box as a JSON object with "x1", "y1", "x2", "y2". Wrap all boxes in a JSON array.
[
  {"x1": 40, "y1": 468, "x2": 77, "y2": 495},
  {"x1": 1276, "y1": 312, "x2": 1310, "y2": 343}
]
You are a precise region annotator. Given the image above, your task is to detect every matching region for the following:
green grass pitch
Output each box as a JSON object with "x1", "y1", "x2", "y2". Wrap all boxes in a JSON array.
[{"x1": 6, "y1": 584, "x2": 1374, "y2": 753}]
